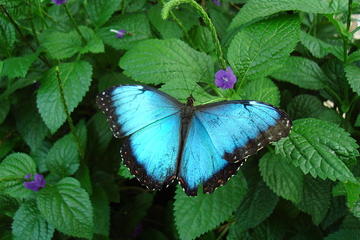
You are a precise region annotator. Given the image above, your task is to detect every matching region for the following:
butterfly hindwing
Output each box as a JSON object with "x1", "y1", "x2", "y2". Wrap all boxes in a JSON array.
[
  {"x1": 178, "y1": 116, "x2": 242, "y2": 196},
  {"x1": 179, "y1": 100, "x2": 291, "y2": 195},
  {"x1": 97, "y1": 85, "x2": 182, "y2": 190}
]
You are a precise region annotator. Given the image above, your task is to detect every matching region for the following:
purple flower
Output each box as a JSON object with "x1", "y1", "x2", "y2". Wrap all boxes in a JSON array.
[
  {"x1": 23, "y1": 173, "x2": 46, "y2": 191},
  {"x1": 212, "y1": 0, "x2": 221, "y2": 6},
  {"x1": 110, "y1": 29, "x2": 127, "y2": 39},
  {"x1": 215, "y1": 67, "x2": 237, "y2": 89},
  {"x1": 51, "y1": 0, "x2": 67, "y2": 5}
]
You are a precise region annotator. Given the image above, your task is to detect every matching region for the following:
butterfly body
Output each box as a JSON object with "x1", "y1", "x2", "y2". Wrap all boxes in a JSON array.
[{"x1": 97, "y1": 85, "x2": 291, "y2": 196}]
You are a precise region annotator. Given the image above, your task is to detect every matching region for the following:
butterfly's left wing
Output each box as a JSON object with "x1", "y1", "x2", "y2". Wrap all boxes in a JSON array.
[
  {"x1": 97, "y1": 85, "x2": 182, "y2": 190},
  {"x1": 178, "y1": 100, "x2": 291, "y2": 196}
]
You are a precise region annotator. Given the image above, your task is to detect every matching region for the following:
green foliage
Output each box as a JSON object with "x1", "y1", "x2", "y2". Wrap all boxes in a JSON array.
[
  {"x1": 286, "y1": 94, "x2": 341, "y2": 123},
  {"x1": 344, "y1": 65, "x2": 360, "y2": 95},
  {"x1": 174, "y1": 173, "x2": 247, "y2": 240},
  {"x1": 98, "y1": 13, "x2": 152, "y2": 50},
  {"x1": 37, "y1": 61, "x2": 92, "y2": 133},
  {"x1": 12, "y1": 201, "x2": 54, "y2": 240},
  {"x1": 271, "y1": 56, "x2": 328, "y2": 90},
  {"x1": 227, "y1": 15, "x2": 300, "y2": 82},
  {"x1": 228, "y1": 0, "x2": 346, "y2": 31},
  {"x1": 0, "y1": 153, "x2": 36, "y2": 198},
  {"x1": 120, "y1": 38, "x2": 213, "y2": 84},
  {"x1": 227, "y1": 178, "x2": 278, "y2": 238},
  {"x1": 276, "y1": 118, "x2": 358, "y2": 182},
  {"x1": 240, "y1": 78, "x2": 280, "y2": 106},
  {"x1": 300, "y1": 31, "x2": 343, "y2": 59},
  {"x1": 1, "y1": 0, "x2": 360, "y2": 239},
  {"x1": 260, "y1": 152, "x2": 304, "y2": 203},
  {"x1": 85, "y1": 0, "x2": 122, "y2": 27},
  {"x1": 37, "y1": 178, "x2": 93, "y2": 239},
  {"x1": 1, "y1": 54, "x2": 37, "y2": 79}
]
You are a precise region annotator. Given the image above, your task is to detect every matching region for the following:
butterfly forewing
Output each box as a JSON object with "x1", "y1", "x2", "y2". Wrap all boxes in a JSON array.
[{"x1": 97, "y1": 85, "x2": 182, "y2": 190}]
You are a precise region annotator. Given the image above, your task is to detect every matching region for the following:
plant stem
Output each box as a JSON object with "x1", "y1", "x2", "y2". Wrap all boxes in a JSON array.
[
  {"x1": 160, "y1": 0, "x2": 193, "y2": 44},
  {"x1": 162, "y1": 0, "x2": 227, "y2": 69},
  {"x1": 343, "y1": 0, "x2": 353, "y2": 63},
  {"x1": 55, "y1": 67, "x2": 85, "y2": 160},
  {"x1": 63, "y1": 4, "x2": 86, "y2": 44}
]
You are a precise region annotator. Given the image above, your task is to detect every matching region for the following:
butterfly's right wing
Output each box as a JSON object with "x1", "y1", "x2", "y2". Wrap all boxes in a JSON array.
[
  {"x1": 178, "y1": 100, "x2": 291, "y2": 196},
  {"x1": 97, "y1": 85, "x2": 182, "y2": 189}
]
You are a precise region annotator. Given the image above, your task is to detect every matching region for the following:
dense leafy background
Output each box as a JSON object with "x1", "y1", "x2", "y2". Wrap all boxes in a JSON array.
[{"x1": 0, "y1": 0, "x2": 359, "y2": 239}]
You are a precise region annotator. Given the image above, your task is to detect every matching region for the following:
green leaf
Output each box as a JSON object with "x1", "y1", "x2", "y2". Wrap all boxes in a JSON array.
[
  {"x1": 14, "y1": 100, "x2": 49, "y2": 151},
  {"x1": 12, "y1": 201, "x2": 54, "y2": 240},
  {"x1": 300, "y1": 31, "x2": 343, "y2": 60},
  {"x1": 271, "y1": 56, "x2": 327, "y2": 90},
  {"x1": 1, "y1": 54, "x2": 37, "y2": 79},
  {"x1": 40, "y1": 30, "x2": 81, "y2": 60},
  {"x1": 227, "y1": 16, "x2": 300, "y2": 82},
  {"x1": 321, "y1": 197, "x2": 347, "y2": 229},
  {"x1": 335, "y1": 181, "x2": 360, "y2": 218},
  {"x1": 36, "y1": 61, "x2": 93, "y2": 133},
  {"x1": 98, "y1": 13, "x2": 151, "y2": 50},
  {"x1": 229, "y1": 180, "x2": 278, "y2": 235},
  {"x1": 40, "y1": 27, "x2": 104, "y2": 59},
  {"x1": 85, "y1": 0, "x2": 121, "y2": 27},
  {"x1": 87, "y1": 113, "x2": 113, "y2": 154},
  {"x1": 355, "y1": 114, "x2": 360, "y2": 127},
  {"x1": 260, "y1": 152, "x2": 304, "y2": 203},
  {"x1": 0, "y1": 16, "x2": 16, "y2": 54},
  {"x1": 174, "y1": 173, "x2": 247, "y2": 240},
  {"x1": 75, "y1": 165, "x2": 92, "y2": 195},
  {"x1": 120, "y1": 39, "x2": 214, "y2": 89},
  {"x1": 296, "y1": 176, "x2": 331, "y2": 224},
  {"x1": 341, "y1": 214, "x2": 360, "y2": 229},
  {"x1": 31, "y1": 141, "x2": 51, "y2": 173},
  {"x1": 37, "y1": 177, "x2": 93, "y2": 239},
  {"x1": 118, "y1": 163, "x2": 133, "y2": 179},
  {"x1": 287, "y1": 94, "x2": 341, "y2": 123},
  {"x1": 347, "y1": 49, "x2": 360, "y2": 63},
  {"x1": 247, "y1": 219, "x2": 286, "y2": 240},
  {"x1": 227, "y1": 0, "x2": 347, "y2": 31},
  {"x1": 0, "y1": 99, "x2": 10, "y2": 125},
  {"x1": 92, "y1": 187, "x2": 110, "y2": 237},
  {"x1": 160, "y1": 81, "x2": 216, "y2": 105},
  {"x1": 209, "y1": 8, "x2": 230, "y2": 37},
  {"x1": 125, "y1": 0, "x2": 147, "y2": 12},
  {"x1": 79, "y1": 26, "x2": 105, "y2": 54},
  {"x1": 0, "y1": 126, "x2": 18, "y2": 160},
  {"x1": 0, "y1": 194, "x2": 19, "y2": 217},
  {"x1": 275, "y1": 118, "x2": 358, "y2": 183},
  {"x1": 344, "y1": 65, "x2": 360, "y2": 95},
  {"x1": 46, "y1": 132, "x2": 80, "y2": 177},
  {"x1": 148, "y1": 4, "x2": 183, "y2": 39},
  {"x1": 240, "y1": 78, "x2": 280, "y2": 106},
  {"x1": 0, "y1": 153, "x2": 36, "y2": 198},
  {"x1": 190, "y1": 26, "x2": 215, "y2": 54},
  {"x1": 324, "y1": 229, "x2": 360, "y2": 240}
]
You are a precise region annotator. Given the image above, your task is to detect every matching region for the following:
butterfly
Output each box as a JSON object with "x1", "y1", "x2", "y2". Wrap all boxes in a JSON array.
[{"x1": 97, "y1": 85, "x2": 291, "y2": 196}]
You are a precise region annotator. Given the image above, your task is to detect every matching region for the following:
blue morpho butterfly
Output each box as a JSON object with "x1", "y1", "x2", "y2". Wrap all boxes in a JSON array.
[{"x1": 97, "y1": 85, "x2": 292, "y2": 196}]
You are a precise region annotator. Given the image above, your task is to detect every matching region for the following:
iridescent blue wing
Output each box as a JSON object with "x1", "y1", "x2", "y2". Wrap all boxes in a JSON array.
[
  {"x1": 178, "y1": 100, "x2": 291, "y2": 196},
  {"x1": 96, "y1": 85, "x2": 182, "y2": 190}
]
